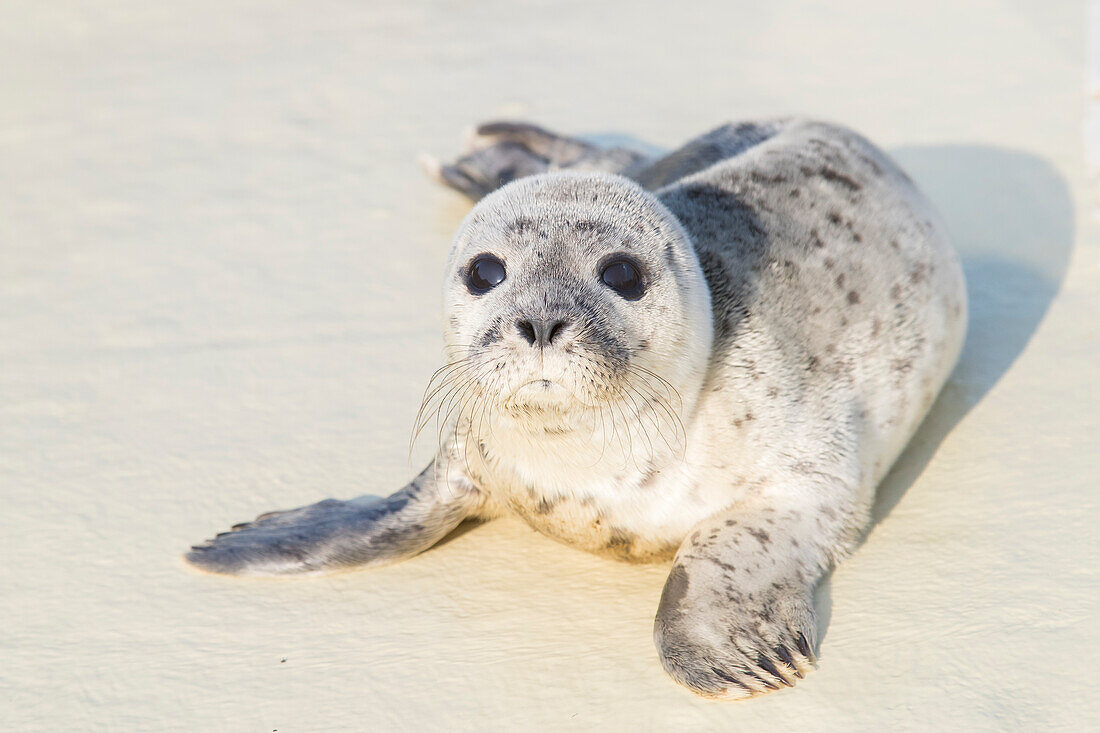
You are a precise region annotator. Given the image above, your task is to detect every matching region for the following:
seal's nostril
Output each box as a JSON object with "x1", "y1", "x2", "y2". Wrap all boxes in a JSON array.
[
  {"x1": 546, "y1": 320, "x2": 566, "y2": 345},
  {"x1": 516, "y1": 319, "x2": 537, "y2": 345},
  {"x1": 516, "y1": 318, "x2": 568, "y2": 348}
]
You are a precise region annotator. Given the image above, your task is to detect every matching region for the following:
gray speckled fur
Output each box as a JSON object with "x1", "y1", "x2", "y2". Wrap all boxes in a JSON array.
[{"x1": 186, "y1": 118, "x2": 966, "y2": 700}]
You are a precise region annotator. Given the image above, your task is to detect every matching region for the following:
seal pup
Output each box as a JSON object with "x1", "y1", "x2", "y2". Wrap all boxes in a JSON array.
[{"x1": 186, "y1": 119, "x2": 967, "y2": 699}]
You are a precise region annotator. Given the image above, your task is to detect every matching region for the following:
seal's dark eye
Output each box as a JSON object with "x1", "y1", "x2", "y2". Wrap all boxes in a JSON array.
[
  {"x1": 600, "y1": 257, "x2": 645, "y2": 299},
  {"x1": 467, "y1": 254, "x2": 506, "y2": 294}
]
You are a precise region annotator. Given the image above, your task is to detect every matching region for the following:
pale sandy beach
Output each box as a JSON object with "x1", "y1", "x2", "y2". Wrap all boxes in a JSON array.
[{"x1": 2, "y1": 1, "x2": 1097, "y2": 729}]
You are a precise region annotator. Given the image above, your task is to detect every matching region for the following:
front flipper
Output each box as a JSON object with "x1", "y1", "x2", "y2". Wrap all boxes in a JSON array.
[
  {"x1": 185, "y1": 462, "x2": 479, "y2": 576},
  {"x1": 654, "y1": 495, "x2": 856, "y2": 699}
]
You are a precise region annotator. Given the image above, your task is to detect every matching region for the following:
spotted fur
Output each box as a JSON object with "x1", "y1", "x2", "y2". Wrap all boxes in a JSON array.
[{"x1": 186, "y1": 118, "x2": 966, "y2": 700}]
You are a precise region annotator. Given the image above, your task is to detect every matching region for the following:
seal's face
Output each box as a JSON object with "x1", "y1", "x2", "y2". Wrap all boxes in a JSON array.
[
  {"x1": 455, "y1": 241, "x2": 650, "y2": 415},
  {"x1": 428, "y1": 173, "x2": 713, "y2": 466}
]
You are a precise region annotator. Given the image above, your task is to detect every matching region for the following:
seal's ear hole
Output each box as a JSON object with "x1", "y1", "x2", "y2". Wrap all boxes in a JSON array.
[
  {"x1": 467, "y1": 254, "x2": 506, "y2": 294},
  {"x1": 599, "y1": 255, "x2": 646, "y2": 300}
]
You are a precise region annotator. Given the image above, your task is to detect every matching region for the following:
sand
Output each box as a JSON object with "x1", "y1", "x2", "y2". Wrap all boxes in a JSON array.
[{"x1": 2, "y1": 0, "x2": 1097, "y2": 729}]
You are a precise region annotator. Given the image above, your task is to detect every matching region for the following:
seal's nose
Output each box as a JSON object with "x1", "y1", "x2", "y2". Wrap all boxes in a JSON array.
[{"x1": 516, "y1": 318, "x2": 568, "y2": 348}]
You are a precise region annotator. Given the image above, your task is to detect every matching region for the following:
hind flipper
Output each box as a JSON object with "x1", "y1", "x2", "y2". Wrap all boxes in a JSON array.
[{"x1": 422, "y1": 120, "x2": 649, "y2": 200}]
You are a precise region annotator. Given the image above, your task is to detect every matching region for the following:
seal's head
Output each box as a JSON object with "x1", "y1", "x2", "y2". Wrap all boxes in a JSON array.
[{"x1": 433, "y1": 172, "x2": 713, "y2": 464}]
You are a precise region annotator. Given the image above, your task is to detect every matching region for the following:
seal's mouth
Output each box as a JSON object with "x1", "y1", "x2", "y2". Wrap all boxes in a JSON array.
[
  {"x1": 522, "y1": 378, "x2": 556, "y2": 391},
  {"x1": 503, "y1": 379, "x2": 612, "y2": 417},
  {"x1": 502, "y1": 378, "x2": 590, "y2": 412},
  {"x1": 511, "y1": 378, "x2": 571, "y2": 401}
]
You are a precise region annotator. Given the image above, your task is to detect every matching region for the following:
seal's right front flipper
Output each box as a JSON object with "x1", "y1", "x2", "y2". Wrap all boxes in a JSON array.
[{"x1": 185, "y1": 462, "x2": 479, "y2": 577}]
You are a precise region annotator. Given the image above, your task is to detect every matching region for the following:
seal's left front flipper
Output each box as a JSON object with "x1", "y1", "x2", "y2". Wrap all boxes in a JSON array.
[
  {"x1": 185, "y1": 462, "x2": 479, "y2": 576},
  {"x1": 653, "y1": 491, "x2": 860, "y2": 698}
]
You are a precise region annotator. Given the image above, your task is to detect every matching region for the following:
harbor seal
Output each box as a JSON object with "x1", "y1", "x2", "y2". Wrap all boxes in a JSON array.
[{"x1": 186, "y1": 118, "x2": 967, "y2": 699}]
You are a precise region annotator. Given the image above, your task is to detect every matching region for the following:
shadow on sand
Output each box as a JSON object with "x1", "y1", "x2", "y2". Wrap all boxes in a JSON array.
[
  {"x1": 872, "y1": 145, "x2": 1074, "y2": 523},
  {"x1": 813, "y1": 144, "x2": 1075, "y2": 642}
]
